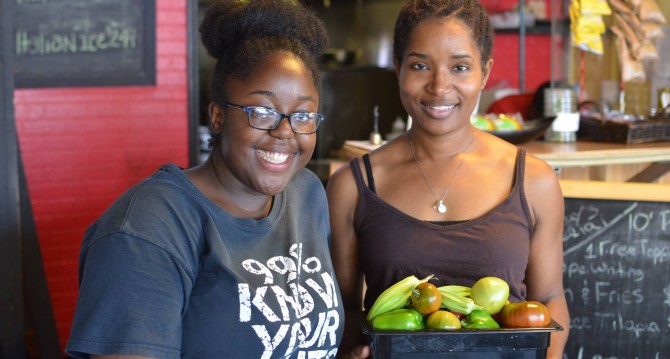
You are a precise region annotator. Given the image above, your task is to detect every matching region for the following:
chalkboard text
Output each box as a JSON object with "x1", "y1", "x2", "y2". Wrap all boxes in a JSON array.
[
  {"x1": 563, "y1": 198, "x2": 670, "y2": 358},
  {"x1": 16, "y1": 25, "x2": 137, "y2": 56},
  {"x1": 13, "y1": 0, "x2": 155, "y2": 88}
]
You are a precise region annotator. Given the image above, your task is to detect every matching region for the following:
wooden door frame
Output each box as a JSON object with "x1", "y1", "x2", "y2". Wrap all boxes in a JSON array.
[
  {"x1": 187, "y1": 0, "x2": 200, "y2": 167},
  {"x1": 1, "y1": 0, "x2": 25, "y2": 357},
  {"x1": 2, "y1": 1, "x2": 61, "y2": 357}
]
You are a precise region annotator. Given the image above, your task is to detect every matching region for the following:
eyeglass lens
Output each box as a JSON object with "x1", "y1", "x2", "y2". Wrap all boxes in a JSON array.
[{"x1": 248, "y1": 107, "x2": 322, "y2": 134}]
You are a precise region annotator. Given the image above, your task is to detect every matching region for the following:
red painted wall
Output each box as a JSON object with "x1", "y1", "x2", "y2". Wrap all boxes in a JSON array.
[
  {"x1": 482, "y1": 0, "x2": 567, "y2": 93},
  {"x1": 14, "y1": 0, "x2": 189, "y2": 350},
  {"x1": 490, "y1": 34, "x2": 557, "y2": 93}
]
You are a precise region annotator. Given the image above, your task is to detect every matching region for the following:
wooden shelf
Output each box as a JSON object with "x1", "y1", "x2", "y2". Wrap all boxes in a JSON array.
[
  {"x1": 521, "y1": 140, "x2": 670, "y2": 168},
  {"x1": 560, "y1": 180, "x2": 670, "y2": 201}
]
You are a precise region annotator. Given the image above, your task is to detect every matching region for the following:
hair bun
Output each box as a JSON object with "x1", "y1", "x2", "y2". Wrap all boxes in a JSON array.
[{"x1": 200, "y1": 0, "x2": 327, "y2": 60}]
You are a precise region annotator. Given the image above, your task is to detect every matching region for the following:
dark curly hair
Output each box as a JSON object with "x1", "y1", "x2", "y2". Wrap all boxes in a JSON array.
[
  {"x1": 393, "y1": 0, "x2": 494, "y2": 67},
  {"x1": 199, "y1": 0, "x2": 328, "y2": 107}
]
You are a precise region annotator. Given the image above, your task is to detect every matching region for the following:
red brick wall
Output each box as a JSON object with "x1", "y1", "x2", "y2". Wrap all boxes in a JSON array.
[{"x1": 14, "y1": 0, "x2": 189, "y2": 351}]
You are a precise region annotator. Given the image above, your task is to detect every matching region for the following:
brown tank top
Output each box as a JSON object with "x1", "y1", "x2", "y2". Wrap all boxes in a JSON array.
[{"x1": 350, "y1": 148, "x2": 533, "y2": 310}]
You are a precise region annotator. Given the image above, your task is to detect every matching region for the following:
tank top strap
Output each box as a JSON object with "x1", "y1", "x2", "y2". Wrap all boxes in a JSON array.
[
  {"x1": 513, "y1": 147, "x2": 534, "y2": 232},
  {"x1": 514, "y1": 147, "x2": 527, "y2": 188},
  {"x1": 362, "y1": 154, "x2": 376, "y2": 193},
  {"x1": 348, "y1": 154, "x2": 377, "y2": 193},
  {"x1": 348, "y1": 157, "x2": 366, "y2": 193}
]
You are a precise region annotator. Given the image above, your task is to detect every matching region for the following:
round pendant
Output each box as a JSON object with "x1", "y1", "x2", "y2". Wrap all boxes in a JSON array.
[{"x1": 435, "y1": 201, "x2": 447, "y2": 214}]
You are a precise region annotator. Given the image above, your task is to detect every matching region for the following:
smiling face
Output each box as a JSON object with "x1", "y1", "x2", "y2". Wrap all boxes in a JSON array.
[
  {"x1": 210, "y1": 51, "x2": 319, "y2": 196},
  {"x1": 394, "y1": 17, "x2": 493, "y2": 134}
]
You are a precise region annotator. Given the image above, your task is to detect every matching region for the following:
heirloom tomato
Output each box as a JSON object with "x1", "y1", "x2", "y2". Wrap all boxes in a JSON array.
[
  {"x1": 470, "y1": 276, "x2": 509, "y2": 315},
  {"x1": 410, "y1": 282, "x2": 442, "y2": 315},
  {"x1": 499, "y1": 301, "x2": 551, "y2": 328},
  {"x1": 426, "y1": 310, "x2": 462, "y2": 330},
  {"x1": 449, "y1": 310, "x2": 467, "y2": 320}
]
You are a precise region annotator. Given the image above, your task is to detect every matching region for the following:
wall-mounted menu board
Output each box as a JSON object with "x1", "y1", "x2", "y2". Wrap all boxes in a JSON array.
[
  {"x1": 14, "y1": 0, "x2": 155, "y2": 88},
  {"x1": 560, "y1": 180, "x2": 670, "y2": 358}
]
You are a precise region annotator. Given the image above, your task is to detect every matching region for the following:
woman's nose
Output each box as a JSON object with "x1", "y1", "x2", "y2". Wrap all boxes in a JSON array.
[
  {"x1": 427, "y1": 70, "x2": 453, "y2": 95},
  {"x1": 269, "y1": 116, "x2": 295, "y2": 139}
]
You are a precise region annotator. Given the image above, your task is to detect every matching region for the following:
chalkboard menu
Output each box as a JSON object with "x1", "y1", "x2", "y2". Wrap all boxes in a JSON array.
[
  {"x1": 562, "y1": 182, "x2": 670, "y2": 358},
  {"x1": 14, "y1": 0, "x2": 155, "y2": 88}
]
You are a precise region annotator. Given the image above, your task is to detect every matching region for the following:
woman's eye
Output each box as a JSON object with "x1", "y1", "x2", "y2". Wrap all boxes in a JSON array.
[
  {"x1": 410, "y1": 63, "x2": 429, "y2": 70},
  {"x1": 292, "y1": 113, "x2": 311, "y2": 122},
  {"x1": 453, "y1": 65, "x2": 469, "y2": 72},
  {"x1": 252, "y1": 108, "x2": 278, "y2": 120}
]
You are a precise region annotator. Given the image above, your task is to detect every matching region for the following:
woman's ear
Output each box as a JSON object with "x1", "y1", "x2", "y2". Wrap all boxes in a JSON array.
[
  {"x1": 209, "y1": 102, "x2": 224, "y2": 134},
  {"x1": 481, "y1": 59, "x2": 494, "y2": 90}
]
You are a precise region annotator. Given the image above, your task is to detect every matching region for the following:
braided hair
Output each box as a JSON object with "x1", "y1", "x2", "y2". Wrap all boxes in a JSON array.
[
  {"x1": 393, "y1": 0, "x2": 494, "y2": 67},
  {"x1": 199, "y1": 0, "x2": 328, "y2": 107}
]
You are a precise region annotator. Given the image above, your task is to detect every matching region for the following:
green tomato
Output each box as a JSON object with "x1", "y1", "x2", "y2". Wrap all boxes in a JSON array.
[
  {"x1": 470, "y1": 277, "x2": 510, "y2": 315},
  {"x1": 425, "y1": 310, "x2": 462, "y2": 330}
]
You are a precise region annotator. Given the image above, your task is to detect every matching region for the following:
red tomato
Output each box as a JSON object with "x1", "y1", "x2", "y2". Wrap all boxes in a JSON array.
[
  {"x1": 410, "y1": 282, "x2": 442, "y2": 315},
  {"x1": 492, "y1": 300, "x2": 510, "y2": 323},
  {"x1": 500, "y1": 301, "x2": 552, "y2": 328},
  {"x1": 426, "y1": 310, "x2": 462, "y2": 330},
  {"x1": 449, "y1": 310, "x2": 467, "y2": 320}
]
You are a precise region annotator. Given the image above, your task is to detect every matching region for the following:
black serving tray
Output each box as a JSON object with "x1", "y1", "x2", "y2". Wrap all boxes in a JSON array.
[{"x1": 360, "y1": 312, "x2": 563, "y2": 359}]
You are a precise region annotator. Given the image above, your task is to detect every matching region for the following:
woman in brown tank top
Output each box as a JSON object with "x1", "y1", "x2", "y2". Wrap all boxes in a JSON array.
[{"x1": 326, "y1": 0, "x2": 570, "y2": 358}]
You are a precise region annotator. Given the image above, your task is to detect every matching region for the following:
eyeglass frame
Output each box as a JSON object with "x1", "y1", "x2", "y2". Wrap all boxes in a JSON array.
[{"x1": 221, "y1": 102, "x2": 325, "y2": 134}]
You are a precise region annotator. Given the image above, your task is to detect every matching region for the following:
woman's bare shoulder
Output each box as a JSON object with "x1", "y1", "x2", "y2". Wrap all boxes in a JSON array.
[
  {"x1": 365, "y1": 135, "x2": 413, "y2": 171},
  {"x1": 523, "y1": 150, "x2": 563, "y2": 223},
  {"x1": 327, "y1": 158, "x2": 357, "y2": 193},
  {"x1": 524, "y1": 151, "x2": 560, "y2": 190}
]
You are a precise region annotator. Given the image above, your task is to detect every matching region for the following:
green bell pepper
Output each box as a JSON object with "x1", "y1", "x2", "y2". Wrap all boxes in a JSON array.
[
  {"x1": 461, "y1": 309, "x2": 500, "y2": 329},
  {"x1": 370, "y1": 308, "x2": 425, "y2": 331}
]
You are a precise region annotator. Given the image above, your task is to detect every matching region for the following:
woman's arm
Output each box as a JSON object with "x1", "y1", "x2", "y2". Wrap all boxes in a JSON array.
[
  {"x1": 327, "y1": 163, "x2": 370, "y2": 359},
  {"x1": 524, "y1": 155, "x2": 570, "y2": 359}
]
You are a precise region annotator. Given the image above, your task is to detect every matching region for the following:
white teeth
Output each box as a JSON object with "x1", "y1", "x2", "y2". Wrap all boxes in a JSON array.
[
  {"x1": 257, "y1": 149, "x2": 289, "y2": 164},
  {"x1": 428, "y1": 105, "x2": 455, "y2": 111}
]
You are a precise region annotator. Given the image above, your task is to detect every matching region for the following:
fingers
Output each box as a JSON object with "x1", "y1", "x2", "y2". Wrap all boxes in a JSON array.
[{"x1": 349, "y1": 344, "x2": 370, "y2": 359}]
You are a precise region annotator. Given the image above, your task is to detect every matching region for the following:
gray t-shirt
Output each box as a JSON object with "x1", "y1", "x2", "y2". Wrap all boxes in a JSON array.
[{"x1": 66, "y1": 163, "x2": 343, "y2": 359}]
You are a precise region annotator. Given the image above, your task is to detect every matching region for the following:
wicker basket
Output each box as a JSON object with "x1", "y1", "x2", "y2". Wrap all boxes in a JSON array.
[{"x1": 578, "y1": 115, "x2": 670, "y2": 144}]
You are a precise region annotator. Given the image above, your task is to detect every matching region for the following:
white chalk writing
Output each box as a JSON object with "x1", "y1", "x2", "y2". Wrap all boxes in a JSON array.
[
  {"x1": 563, "y1": 200, "x2": 670, "y2": 357},
  {"x1": 15, "y1": 25, "x2": 137, "y2": 56}
]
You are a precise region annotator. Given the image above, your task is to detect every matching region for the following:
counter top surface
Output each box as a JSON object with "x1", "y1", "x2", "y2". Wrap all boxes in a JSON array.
[
  {"x1": 520, "y1": 141, "x2": 670, "y2": 167},
  {"x1": 342, "y1": 140, "x2": 670, "y2": 168}
]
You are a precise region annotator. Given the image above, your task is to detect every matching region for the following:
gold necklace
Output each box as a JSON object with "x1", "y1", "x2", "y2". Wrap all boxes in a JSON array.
[{"x1": 408, "y1": 132, "x2": 476, "y2": 214}]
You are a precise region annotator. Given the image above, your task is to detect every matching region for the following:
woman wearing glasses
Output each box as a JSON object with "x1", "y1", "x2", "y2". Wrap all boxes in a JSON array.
[{"x1": 66, "y1": 1, "x2": 343, "y2": 358}]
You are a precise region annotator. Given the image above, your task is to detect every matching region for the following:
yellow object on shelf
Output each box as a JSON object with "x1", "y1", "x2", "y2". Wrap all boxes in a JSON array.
[
  {"x1": 492, "y1": 114, "x2": 523, "y2": 132},
  {"x1": 569, "y1": 0, "x2": 611, "y2": 55},
  {"x1": 470, "y1": 115, "x2": 495, "y2": 131}
]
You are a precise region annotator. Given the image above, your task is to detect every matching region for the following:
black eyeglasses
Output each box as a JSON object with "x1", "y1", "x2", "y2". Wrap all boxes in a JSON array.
[{"x1": 223, "y1": 102, "x2": 325, "y2": 134}]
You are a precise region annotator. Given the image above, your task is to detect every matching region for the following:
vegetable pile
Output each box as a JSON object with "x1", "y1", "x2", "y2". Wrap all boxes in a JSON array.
[{"x1": 366, "y1": 274, "x2": 552, "y2": 331}]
